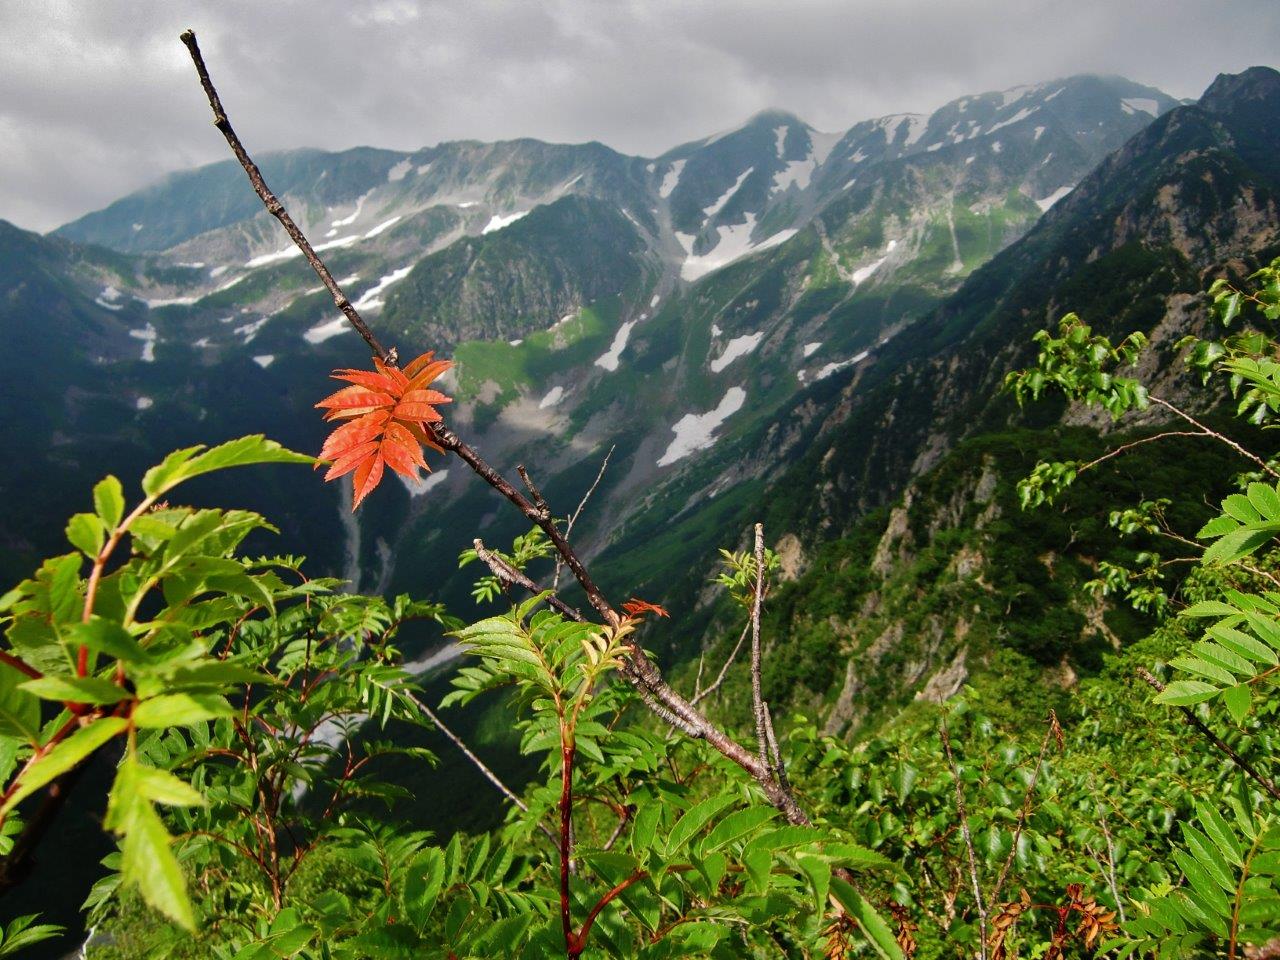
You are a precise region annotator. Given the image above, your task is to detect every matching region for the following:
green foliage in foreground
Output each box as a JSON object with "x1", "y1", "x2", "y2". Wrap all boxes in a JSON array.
[{"x1": 6, "y1": 261, "x2": 1280, "y2": 958}]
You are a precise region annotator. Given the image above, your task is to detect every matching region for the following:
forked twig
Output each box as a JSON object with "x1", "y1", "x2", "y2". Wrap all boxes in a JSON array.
[{"x1": 553, "y1": 446, "x2": 614, "y2": 593}]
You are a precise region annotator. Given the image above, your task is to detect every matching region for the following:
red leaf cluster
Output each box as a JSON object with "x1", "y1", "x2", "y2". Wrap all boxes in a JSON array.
[
  {"x1": 622, "y1": 598, "x2": 670, "y2": 620},
  {"x1": 316, "y1": 352, "x2": 452, "y2": 509}
]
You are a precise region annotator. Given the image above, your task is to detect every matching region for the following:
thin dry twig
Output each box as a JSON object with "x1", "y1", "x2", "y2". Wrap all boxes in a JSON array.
[
  {"x1": 1149, "y1": 396, "x2": 1280, "y2": 479},
  {"x1": 553, "y1": 446, "x2": 614, "y2": 593},
  {"x1": 941, "y1": 719, "x2": 989, "y2": 960},
  {"x1": 1099, "y1": 814, "x2": 1126, "y2": 924},
  {"x1": 990, "y1": 710, "x2": 1060, "y2": 905},
  {"x1": 691, "y1": 620, "x2": 751, "y2": 706},
  {"x1": 407, "y1": 692, "x2": 556, "y2": 843}
]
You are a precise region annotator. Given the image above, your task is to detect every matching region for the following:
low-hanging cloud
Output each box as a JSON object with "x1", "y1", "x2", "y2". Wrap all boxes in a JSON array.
[{"x1": 2, "y1": 0, "x2": 1277, "y2": 232}]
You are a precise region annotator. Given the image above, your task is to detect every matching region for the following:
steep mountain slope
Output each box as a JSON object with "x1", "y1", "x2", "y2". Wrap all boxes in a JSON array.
[
  {"x1": 606, "y1": 66, "x2": 1280, "y2": 724},
  {"x1": 1, "y1": 73, "x2": 1183, "y2": 631}
]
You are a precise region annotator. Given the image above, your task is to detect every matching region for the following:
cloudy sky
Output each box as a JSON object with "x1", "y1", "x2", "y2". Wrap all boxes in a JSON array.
[{"x1": 3, "y1": 0, "x2": 1277, "y2": 232}]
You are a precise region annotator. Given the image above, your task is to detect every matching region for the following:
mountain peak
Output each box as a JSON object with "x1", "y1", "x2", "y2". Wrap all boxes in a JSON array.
[{"x1": 1200, "y1": 65, "x2": 1280, "y2": 113}]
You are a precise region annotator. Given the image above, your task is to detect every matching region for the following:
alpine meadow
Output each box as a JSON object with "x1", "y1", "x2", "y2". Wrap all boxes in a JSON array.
[{"x1": 2, "y1": 8, "x2": 1280, "y2": 959}]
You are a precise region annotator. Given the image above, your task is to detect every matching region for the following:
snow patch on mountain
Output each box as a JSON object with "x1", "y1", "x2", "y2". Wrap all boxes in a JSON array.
[
  {"x1": 1121, "y1": 97, "x2": 1159, "y2": 117},
  {"x1": 987, "y1": 106, "x2": 1037, "y2": 135},
  {"x1": 657, "y1": 387, "x2": 746, "y2": 466},
  {"x1": 659, "y1": 159, "x2": 686, "y2": 199},
  {"x1": 95, "y1": 286, "x2": 123, "y2": 310},
  {"x1": 773, "y1": 157, "x2": 815, "y2": 192},
  {"x1": 851, "y1": 240, "x2": 897, "y2": 286},
  {"x1": 129, "y1": 324, "x2": 157, "y2": 362},
  {"x1": 135, "y1": 396, "x2": 153, "y2": 411},
  {"x1": 253, "y1": 354, "x2": 274, "y2": 369},
  {"x1": 234, "y1": 317, "x2": 268, "y2": 344},
  {"x1": 710, "y1": 332, "x2": 763, "y2": 372},
  {"x1": 398, "y1": 468, "x2": 450, "y2": 498},
  {"x1": 539, "y1": 385, "x2": 565, "y2": 409},
  {"x1": 330, "y1": 191, "x2": 371, "y2": 228},
  {"x1": 815, "y1": 349, "x2": 870, "y2": 380},
  {"x1": 680, "y1": 216, "x2": 796, "y2": 282},
  {"x1": 595, "y1": 320, "x2": 637, "y2": 371},
  {"x1": 482, "y1": 211, "x2": 529, "y2": 234},
  {"x1": 803, "y1": 342, "x2": 822, "y2": 357},
  {"x1": 304, "y1": 316, "x2": 352, "y2": 345},
  {"x1": 386, "y1": 159, "x2": 412, "y2": 182},
  {"x1": 247, "y1": 233, "x2": 359, "y2": 268},
  {"x1": 704, "y1": 168, "x2": 753, "y2": 220},
  {"x1": 353, "y1": 265, "x2": 413, "y2": 312},
  {"x1": 364, "y1": 216, "x2": 401, "y2": 238},
  {"x1": 1035, "y1": 185, "x2": 1074, "y2": 211},
  {"x1": 773, "y1": 126, "x2": 787, "y2": 157}
]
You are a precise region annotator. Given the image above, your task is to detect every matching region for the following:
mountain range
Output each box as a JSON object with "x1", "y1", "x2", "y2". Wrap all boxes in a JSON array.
[{"x1": 3, "y1": 68, "x2": 1279, "y2": 709}]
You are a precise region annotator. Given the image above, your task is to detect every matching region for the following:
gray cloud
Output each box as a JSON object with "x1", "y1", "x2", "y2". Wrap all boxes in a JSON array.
[{"x1": 2, "y1": 0, "x2": 1277, "y2": 232}]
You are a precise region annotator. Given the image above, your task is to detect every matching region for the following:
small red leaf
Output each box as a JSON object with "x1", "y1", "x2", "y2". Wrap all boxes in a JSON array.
[
  {"x1": 315, "y1": 350, "x2": 454, "y2": 509},
  {"x1": 352, "y1": 453, "x2": 385, "y2": 509},
  {"x1": 622, "y1": 598, "x2": 670, "y2": 620}
]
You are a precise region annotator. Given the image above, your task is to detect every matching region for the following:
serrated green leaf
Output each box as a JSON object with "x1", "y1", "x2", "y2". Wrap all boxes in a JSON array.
[
  {"x1": 830, "y1": 877, "x2": 905, "y2": 960},
  {"x1": 66, "y1": 513, "x2": 105, "y2": 558},
  {"x1": 106, "y1": 759, "x2": 195, "y2": 930},
  {"x1": 1223, "y1": 684, "x2": 1252, "y2": 723},
  {"x1": 665, "y1": 795, "x2": 738, "y2": 855},
  {"x1": 1204, "y1": 525, "x2": 1280, "y2": 565},
  {"x1": 702, "y1": 806, "x2": 777, "y2": 853},
  {"x1": 1183, "y1": 601, "x2": 1241, "y2": 617},
  {"x1": 20, "y1": 675, "x2": 127, "y2": 705},
  {"x1": 133, "y1": 693, "x2": 231, "y2": 728},
  {"x1": 1247, "y1": 482, "x2": 1280, "y2": 521},
  {"x1": 0, "y1": 717, "x2": 127, "y2": 816},
  {"x1": 142, "y1": 436, "x2": 313, "y2": 498},
  {"x1": 93, "y1": 476, "x2": 125, "y2": 532},
  {"x1": 1156, "y1": 680, "x2": 1219, "y2": 706}
]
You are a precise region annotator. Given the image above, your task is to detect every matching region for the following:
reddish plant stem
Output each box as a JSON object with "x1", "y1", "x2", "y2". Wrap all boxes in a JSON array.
[
  {"x1": 569, "y1": 869, "x2": 647, "y2": 957},
  {"x1": 749, "y1": 523, "x2": 769, "y2": 767},
  {"x1": 0, "y1": 651, "x2": 40, "y2": 681},
  {"x1": 559, "y1": 741, "x2": 577, "y2": 955}
]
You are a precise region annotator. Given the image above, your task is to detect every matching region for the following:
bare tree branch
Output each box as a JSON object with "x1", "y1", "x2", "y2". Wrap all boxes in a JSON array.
[
  {"x1": 180, "y1": 30, "x2": 391, "y2": 363},
  {"x1": 473, "y1": 538, "x2": 585, "y2": 623},
  {"x1": 990, "y1": 710, "x2": 1059, "y2": 905},
  {"x1": 553, "y1": 445, "x2": 614, "y2": 593}
]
